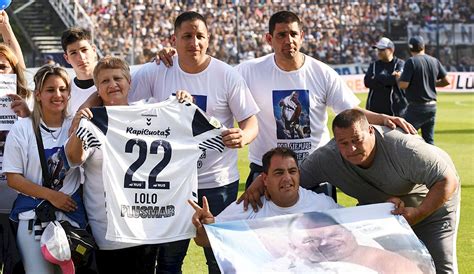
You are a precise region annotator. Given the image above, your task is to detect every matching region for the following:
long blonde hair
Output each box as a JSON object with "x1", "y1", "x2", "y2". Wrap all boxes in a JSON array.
[
  {"x1": 0, "y1": 43, "x2": 31, "y2": 99},
  {"x1": 32, "y1": 65, "x2": 71, "y2": 132}
]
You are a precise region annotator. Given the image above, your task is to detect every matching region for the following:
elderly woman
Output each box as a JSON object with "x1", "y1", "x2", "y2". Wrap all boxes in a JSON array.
[
  {"x1": 3, "y1": 65, "x2": 85, "y2": 274},
  {"x1": 66, "y1": 56, "x2": 192, "y2": 274}
]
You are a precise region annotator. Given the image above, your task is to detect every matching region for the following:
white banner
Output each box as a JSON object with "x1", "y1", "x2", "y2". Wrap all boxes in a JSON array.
[
  {"x1": 0, "y1": 74, "x2": 17, "y2": 182},
  {"x1": 205, "y1": 203, "x2": 435, "y2": 273},
  {"x1": 342, "y1": 72, "x2": 474, "y2": 93}
]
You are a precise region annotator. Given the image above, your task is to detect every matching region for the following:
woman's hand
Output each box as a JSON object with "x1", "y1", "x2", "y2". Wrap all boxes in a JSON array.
[
  {"x1": 69, "y1": 108, "x2": 93, "y2": 136},
  {"x1": 8, "y1": 94, "x2": 30, "y2": 117},
  {"x1": 48, "y1": 191, "x2": 77, "y2": 212}
]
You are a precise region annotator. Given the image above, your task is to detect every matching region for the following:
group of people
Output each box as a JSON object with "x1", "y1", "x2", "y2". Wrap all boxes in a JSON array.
[
  {"x1": 365, "y1": 35, "x2": 449, "y2": 144},
  {"x1": 0, "y1": 8, "x2": 461, "y2": 274},
  {"x1": 78, "y1": 0, "x2": 473, "y2": 67}
]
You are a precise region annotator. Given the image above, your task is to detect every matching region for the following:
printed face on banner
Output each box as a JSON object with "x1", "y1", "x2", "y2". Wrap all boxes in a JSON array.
[{"x1": 204, "y1": 204, "x2": 436, "y2": 274}]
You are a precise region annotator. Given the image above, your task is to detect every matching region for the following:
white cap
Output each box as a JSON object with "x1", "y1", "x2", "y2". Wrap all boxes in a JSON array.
[
  {"x1": 372, "y1": 37, "x2": 395, "y2": 50},
  {"x1": 40, "y1": 221, "x2": 75, "y2": 274}
]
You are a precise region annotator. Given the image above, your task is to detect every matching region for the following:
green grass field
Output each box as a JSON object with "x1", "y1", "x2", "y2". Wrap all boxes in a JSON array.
[{"x1": 183, "y1": 92, "x2": 474, "y2": 273}]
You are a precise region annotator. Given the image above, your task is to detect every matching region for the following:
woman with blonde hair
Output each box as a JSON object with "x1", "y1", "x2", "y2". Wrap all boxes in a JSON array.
[
  {"x1": 0, "y1": 9, "x2": 35, "y2": 273},
  {"x1": 0, "y1": 10, "x2": 31, "y2": 109},
  {"x1": 3, "y1": 65, "x2": 86, "y2": 274}
]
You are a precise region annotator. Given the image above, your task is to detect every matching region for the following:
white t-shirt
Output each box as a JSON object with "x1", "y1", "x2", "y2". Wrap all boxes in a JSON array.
[
  {"x1": 215, "y1": 188, "x2": 341, "y2": 222},
  {"x1": 129, "y1": 56, "x2": 259, "y2": 189},
  {"x1": 0, "y1": 96, "x2": 34, "y2": 214},
  {"x1": 3, "y1": 117, "x2": 81, "y2": 221},
  {"x1": 69, "y1": 146, "x2": 138, "y2": 250},
  {"x1": 76, "y1": 98, "x2": 225, "y2": 244},
  {"x1": 69, "y1": 79, "x2": 96, "y2": 114},
  {"x1": 236, "y1": 54, "x2": 360, "y2": 165}
]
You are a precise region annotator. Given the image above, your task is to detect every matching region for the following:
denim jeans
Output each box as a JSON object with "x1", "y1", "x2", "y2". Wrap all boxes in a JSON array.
[
  {"x1": 96, "y1": 245, "x2": 156, "y2": 274},
  {"x1": 198, "y1": 181, "x2": 239, "y2": 274},
  {"x1": 154, "y1": 239, "x2": 190, "y2": 274},
  {"x1": 404, "y1": 104, "x2": 437, "y2": 145}
]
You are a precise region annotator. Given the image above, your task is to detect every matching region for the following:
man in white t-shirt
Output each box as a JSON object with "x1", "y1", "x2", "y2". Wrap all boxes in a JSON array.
[
  {"x1": 234, "y1": 11, "x2": 416, "y2": 190},
  {"x1": 156, "y1": 12, "x2": 414, "y2": 194},
  {"x1": 129, "y1": 11, "x2": 259, "y2": 274},
  {"x1": 61, "y1": 27, "x2": 98, "y2": 113},
  {"x1": 188, "y1": 147, "x2": 340, "y2": 248}
]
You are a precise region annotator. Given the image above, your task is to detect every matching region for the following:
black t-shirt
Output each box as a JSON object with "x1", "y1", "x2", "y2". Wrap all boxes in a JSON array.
[{"x1": 399, "y1": 54, "x2": 447, "y2": 103}]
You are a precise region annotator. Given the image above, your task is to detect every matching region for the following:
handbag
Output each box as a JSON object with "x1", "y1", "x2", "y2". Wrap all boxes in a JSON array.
[
  {"x1": 34, "y1": 125, "x2": 97, "y2": 266},
  {"x1": 58, "y1": 220, "x2": 97, "y2": 267}
]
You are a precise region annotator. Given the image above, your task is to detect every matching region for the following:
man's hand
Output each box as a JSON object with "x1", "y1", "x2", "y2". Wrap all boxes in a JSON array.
[
  {"x1": 387, "y1": 196, "x2": 405, "y2": 211},
  {"x1": 188, "y1": 196, "x2": 215, "y2": 228},
  {"x1": 392, "y1": 70, "x2": 401, "y2": 79},
  {"x1": 382, "y1": 115, "x2": 417, "y2": 134},
  {"x1": 154, "y1": 47, "x2": 176, "y2": 67},
  {"x1": 8, "y1": 94, "x2": 30, "y2": 117},
  {"x1": 236, "y1": 174, "x2": 266, "y2": 212},
  {"x1": 221, "y1": 128, "x2": 246, "y2": 149},
  {"x1": 391, "y1": 205, "x2": 424, "y2": 226},
  {"x1": 175, "y1": 90, "x2": 193, "y2": 103},
  {"x1": 388, "y1": 197, "x2": 424, "y2": 225},
  {"x1": 68, "y1": 108, "x2": 93, "y2": 136}
]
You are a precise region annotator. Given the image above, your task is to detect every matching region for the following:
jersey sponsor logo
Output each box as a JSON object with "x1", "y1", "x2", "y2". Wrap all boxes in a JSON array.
[{"x1": 125, "y1": 127, "x2": 171, "y2": 138}]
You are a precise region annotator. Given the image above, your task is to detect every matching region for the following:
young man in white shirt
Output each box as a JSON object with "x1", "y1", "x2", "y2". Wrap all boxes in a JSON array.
[
  {"x1": 129, "y1": 11, "x2": 259, "y2": 274},
  {"x1": 61, "y1": 27, "x2": 98, "y2": 113}
]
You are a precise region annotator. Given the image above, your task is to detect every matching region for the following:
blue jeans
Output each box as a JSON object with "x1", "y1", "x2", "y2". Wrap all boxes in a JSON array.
[
  {"x1": 198, "y1": 181, "x2": 239, "y2": 274},
  {"x1": 404, "y1": 104, "x2": 437, "y2": 145},
  {"x1": 154, "y1": 239, "x2": 190, "y2": 274}
]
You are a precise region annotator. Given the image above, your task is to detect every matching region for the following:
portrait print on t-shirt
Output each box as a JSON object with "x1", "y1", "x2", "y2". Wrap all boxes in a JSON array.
[
  {"x1": 45, "y1": 146, "x2": 68, "y2": 190},
  {"x1": 273, "y1": 90, "x2": 310, "y2": 140}
]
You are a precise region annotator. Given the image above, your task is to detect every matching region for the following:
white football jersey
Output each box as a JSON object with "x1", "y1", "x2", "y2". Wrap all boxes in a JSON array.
[{"x1": 76, "y1": 97, "x2": 224, "y2": 244}]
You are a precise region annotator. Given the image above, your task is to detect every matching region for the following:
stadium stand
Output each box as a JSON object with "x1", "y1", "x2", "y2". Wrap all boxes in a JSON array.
[{"x1": 6, "y1": 0, "x2": 474, "y2": 70}]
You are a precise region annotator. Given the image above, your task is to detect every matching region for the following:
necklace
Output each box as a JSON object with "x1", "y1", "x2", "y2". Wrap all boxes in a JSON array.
[
  {"x1": 49, "y1": 126, "x2": 63, "y2": 142},
  {"x1": 41, "y1": 122, "x2": 63, "y2": 142}
]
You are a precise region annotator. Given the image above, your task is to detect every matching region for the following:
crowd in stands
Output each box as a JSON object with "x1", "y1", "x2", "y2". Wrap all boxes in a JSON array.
[{"x1": 78, "y1": 0, "x2": 473, "y2": 70}]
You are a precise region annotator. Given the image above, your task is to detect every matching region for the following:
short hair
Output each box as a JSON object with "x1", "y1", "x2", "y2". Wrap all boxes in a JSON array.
[
  {"x1": 289, "y1": 212, "x2": 339, "y2": 231},
  {"x1": 262, "y1": 147, "x2": 298, "y2": 174},
  {"x1": 93, "y1": 56, "x2": 131, "y2": 85},
  {"x1": 332, "y1": 109, "x2": 370, "y2": 133},
  {"x1": 269, "y1": 11, "x2": 301, "y2": 35},
  {"x1": 174, "y1": 11, "x2": 207, "y2": 31},
  {"x1": 61, "y1": 27, "x2": 91, "y2": 52}
]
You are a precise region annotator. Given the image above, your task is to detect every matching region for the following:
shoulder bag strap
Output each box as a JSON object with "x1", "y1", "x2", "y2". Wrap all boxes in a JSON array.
[{"x1": 34, "y1": 125, "x2": 52, "y2": 189}]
